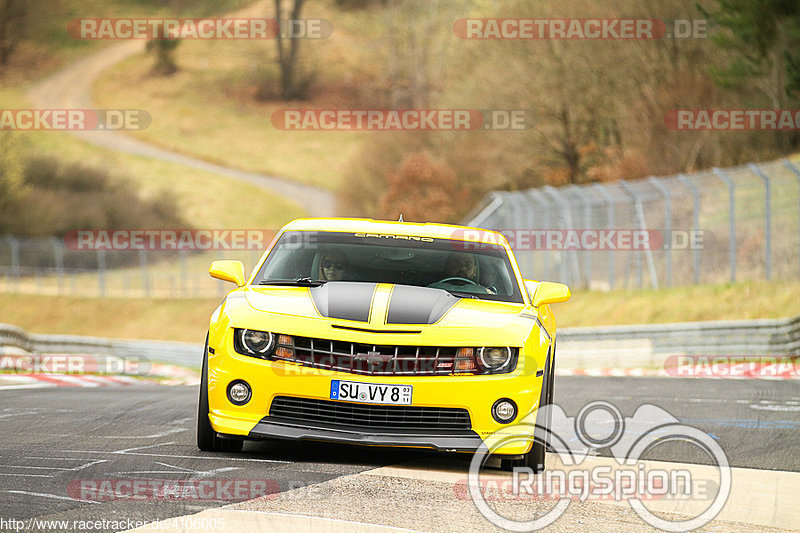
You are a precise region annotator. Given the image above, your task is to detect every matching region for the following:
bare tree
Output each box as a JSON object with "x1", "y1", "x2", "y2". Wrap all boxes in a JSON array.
[
  {"x1": 0, "y1": 0, "x2": 27, "y2": 67},
  {"x1": 275, "y1": 0, "x2": 310, "y2": 100}
]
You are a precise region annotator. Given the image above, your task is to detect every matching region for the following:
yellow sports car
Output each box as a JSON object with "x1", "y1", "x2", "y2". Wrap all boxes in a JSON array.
[{"x1": 197, "y1": 218, "x2": 569, "y2": 472}]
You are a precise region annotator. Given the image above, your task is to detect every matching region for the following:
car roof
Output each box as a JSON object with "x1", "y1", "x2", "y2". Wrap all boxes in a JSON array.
[{"x1": 281, "y1": 218, "x2": 510, "y2": 246}]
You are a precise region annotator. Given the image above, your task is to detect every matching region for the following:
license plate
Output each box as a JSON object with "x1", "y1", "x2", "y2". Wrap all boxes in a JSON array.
[{"x1": 330, "y1": 380, "x2": 412, "y2": 405}]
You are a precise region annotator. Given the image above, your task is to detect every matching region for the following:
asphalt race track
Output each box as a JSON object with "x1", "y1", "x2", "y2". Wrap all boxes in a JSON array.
[{"x1": 1, "y1": 377, "x2": 798, "y2": 532}]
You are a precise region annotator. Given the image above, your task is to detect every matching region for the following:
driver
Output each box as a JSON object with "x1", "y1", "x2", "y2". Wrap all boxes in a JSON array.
[
  {"x1": 430, "y1": 253, "x2": 494, "y2": 294},
  {"x1": 445, "y1": 253, "x2": 479, "y2": 282}
]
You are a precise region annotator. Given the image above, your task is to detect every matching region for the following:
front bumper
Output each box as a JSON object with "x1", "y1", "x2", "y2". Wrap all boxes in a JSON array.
[
  {"x1": 247, "y1": 417, "x2": 483, "y2": 451},
  {"x1": 207, "y1": 331, "x2": 546, "y2": 456}
]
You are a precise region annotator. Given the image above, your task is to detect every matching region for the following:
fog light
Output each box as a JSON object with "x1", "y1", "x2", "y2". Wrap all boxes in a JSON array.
[
  {"x1": 492, "y1": 398, "x2": 517, "y2": 423},
  {"x1": 227, "y1": 380, "x2": 251, "y2": 405}
]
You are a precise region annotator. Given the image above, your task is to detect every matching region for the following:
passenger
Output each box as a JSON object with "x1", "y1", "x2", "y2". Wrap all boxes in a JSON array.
[{"x1": 319, "y1": 251, "x2": 349, "y2": 281}]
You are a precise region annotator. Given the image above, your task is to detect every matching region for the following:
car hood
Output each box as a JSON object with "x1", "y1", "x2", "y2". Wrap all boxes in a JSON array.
[{"x1": 236, "y1": 282, "x2": 529, "y2": 331}]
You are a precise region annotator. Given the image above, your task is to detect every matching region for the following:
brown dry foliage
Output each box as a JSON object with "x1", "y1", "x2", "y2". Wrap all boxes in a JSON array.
[{"x1": 379, "y1": 152, "x2": 468, "y2": 223}]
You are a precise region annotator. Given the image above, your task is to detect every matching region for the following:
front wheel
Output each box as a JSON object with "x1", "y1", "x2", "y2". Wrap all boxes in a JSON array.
[
  {"x1": 499, "y1": 345, "x2": 554, "y2": 473},
  {"x1": 197, "y1": 337, "x2": 243, "y2": 453}
]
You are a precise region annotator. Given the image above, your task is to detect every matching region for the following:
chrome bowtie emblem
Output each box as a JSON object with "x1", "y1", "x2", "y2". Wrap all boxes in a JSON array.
[{"x1": 356, "y1": 350, "x2": 391, "y2": 366}]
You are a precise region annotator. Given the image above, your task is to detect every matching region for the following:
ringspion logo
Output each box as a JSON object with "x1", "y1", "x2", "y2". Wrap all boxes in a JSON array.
[{"x1": 468, "y1": 401, "x2": 730, "y2": 531}]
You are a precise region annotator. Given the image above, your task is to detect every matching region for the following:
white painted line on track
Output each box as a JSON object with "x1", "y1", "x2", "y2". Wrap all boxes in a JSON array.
[
  {"x1": 124, "y1": 509, "x2": 425, "y2": 533},
  {"x1": 59, "y1": 449, "x2": 290, "y2": 464},
  {"x1": 114, "y1": 441, "x2": 176, "y2": 454},
  {"x1": 4, "y1": 490, "x2": 101, "y2": 504},
  {"x1": 0, "y1": 383, "x2": 53, "y2": 390}
]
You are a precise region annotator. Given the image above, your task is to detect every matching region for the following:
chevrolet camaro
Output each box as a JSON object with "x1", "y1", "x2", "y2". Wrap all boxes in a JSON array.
[{"x1": 197, "y1": 218, "x2": 569, "y2": 472}]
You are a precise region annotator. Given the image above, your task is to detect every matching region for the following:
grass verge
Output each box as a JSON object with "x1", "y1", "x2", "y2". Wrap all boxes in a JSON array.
[
  {"x1": 556, "y1": 280, "x2": 800, "y2": 328},
  {"x1": 2, "y1": 280, "x2": 798, "y2": 343},
  {"x1": 1, "y1": 293, "x2": 219, "y2": 343}
]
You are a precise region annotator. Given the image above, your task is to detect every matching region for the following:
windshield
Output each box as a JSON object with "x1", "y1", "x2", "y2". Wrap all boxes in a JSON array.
[{"x1": 254, "y1": 231, "x2": 523, "y2": 303}]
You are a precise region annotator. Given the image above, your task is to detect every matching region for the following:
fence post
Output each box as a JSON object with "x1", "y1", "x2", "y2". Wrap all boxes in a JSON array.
[
  {"x1": 542, "y1": 186, "x2": 581, "y2": 286},
  {"x1": 507, "y1": 192, "x2": 531, "y2": 278},
  {"x1": 179, "y1": 249, "x2": 188, "y2": 298},
  {"x1": 648, "y1": 177, "x2": 672, "y2": 287},
  {"x1": 748, "y1": 163, "x2": 772, "y2": 280},
  {"x1": 712, "y1": 167, "x2": 736, "y2": 282},
  {"x1": 52, "y1": 237, "x2": 64, "y2": 295},
  {"x1": 569, "y1": 185, "x2": 594, "y2": 286},
  {"x1": 468, "y1": 192, "x2": 504, "y2": 228},
  {"x1": 679, "y1": 174, "x2": 701, "y2": 284},
  {"x1": 7, "y1": 236, "x2": 20, "y2": 293},
  {"x1": 97, "y1": 249, "x2": 106, "y2": 297},
  {"x1": 620, "y1": 181, "x2": 658, "y2": 289},
  {"x1": 592, "y1": 183, "x2": 616, "y2": 290},
  {"x1": 139, "y1": 249, "x2": 150, "y2": 297},
  {"x1": 528, "y1": 189, "x2": 552, "y2": 281},
  {"x1": 784, "y1": 159, "x2": 800, "y2": 277}
]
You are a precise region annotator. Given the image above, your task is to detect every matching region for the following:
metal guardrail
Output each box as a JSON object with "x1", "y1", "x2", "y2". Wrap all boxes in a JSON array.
[
  {"x1": 557, "y1": 314, "x2": 800, "y2": 370},
  {"x1": 0, "y1": 323, "x2": 202, "y2": 369},
  {"x1": 3, "y1": 316, "x2": 798, "y2": 373}
]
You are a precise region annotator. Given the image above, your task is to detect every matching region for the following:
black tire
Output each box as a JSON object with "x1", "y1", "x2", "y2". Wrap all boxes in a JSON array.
[
  {"x1": 197, "y1": 337, "x2": 244, "y2": 453},
  {"x1": 499, "y1": 345, "x2": 554, "y2": 473}
]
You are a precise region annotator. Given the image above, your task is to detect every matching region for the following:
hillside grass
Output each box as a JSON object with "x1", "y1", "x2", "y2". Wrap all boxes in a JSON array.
[
  {"x1": 0, "y1": 86, "x2": 304, "y2": 229},
  {"x1": 92, "y1": 0, "x2": 372, "y2": 190},
  {"x1": 2, "y1": 280, "x2": 798, "y2": 343}
]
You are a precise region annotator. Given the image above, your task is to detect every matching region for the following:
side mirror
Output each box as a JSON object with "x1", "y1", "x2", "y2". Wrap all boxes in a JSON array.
[
  {"x1": 525, "y1": 280, "x2": 570, "y2": 307},
  {"x1": 209, "y1": 260, "x2": 246, "y2": 287}
]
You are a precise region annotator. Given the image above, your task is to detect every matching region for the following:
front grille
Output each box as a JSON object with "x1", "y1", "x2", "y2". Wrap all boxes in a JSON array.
[
  {"x1": 282, "y1": 335, "x2": 462, "y2": 376},
  {"x1": 269, "y1": 396, "x2": 472, "y2": 430}
]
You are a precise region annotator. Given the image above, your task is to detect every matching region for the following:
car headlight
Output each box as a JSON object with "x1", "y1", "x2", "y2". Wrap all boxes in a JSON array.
[
  {"x1": 478, "y1": 347, "x2": 513, "y2": 371},
  {"x1": 237, "y1": 328, "x2": 274, "y2": 356}
]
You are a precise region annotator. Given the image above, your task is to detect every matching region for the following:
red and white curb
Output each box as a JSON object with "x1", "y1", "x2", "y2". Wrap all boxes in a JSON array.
[
  {"x1": 0, "y1": 373, "x2": 157, "y2": 389},
  {"x1": 557, "y1": 366, "x2": 800, "y2": 379},
  {"x1": 0, "y1": 363, "x2": 200, "y2": 389},
  {"x1": 557, "y1": 368, "x2": 665, "y2": 378}
]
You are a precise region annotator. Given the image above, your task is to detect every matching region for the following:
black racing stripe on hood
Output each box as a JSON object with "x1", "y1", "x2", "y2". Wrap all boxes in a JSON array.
[
  {"x1": 386, "y1": 285, "x2": 459, "y2": 325},
  {"x1": 310, "y1": 282, "x2": 377, "y2": 322}
]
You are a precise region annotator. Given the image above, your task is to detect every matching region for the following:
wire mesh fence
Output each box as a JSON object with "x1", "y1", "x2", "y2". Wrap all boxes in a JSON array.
[
  {"x1": 0, "y1": 239, "x2": 263, "y2": 299},
  {"x1": 466, "y1": 157, "x2": 800, "y2": 289},
  {"x1": 1, "y1": 157, "x2": 798, "y2": 298}
]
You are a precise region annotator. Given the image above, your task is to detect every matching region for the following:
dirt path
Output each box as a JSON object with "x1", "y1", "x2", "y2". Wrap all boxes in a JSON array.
[{"x1": 27, "y1": 40, "x2": 337, "y2": 217}]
